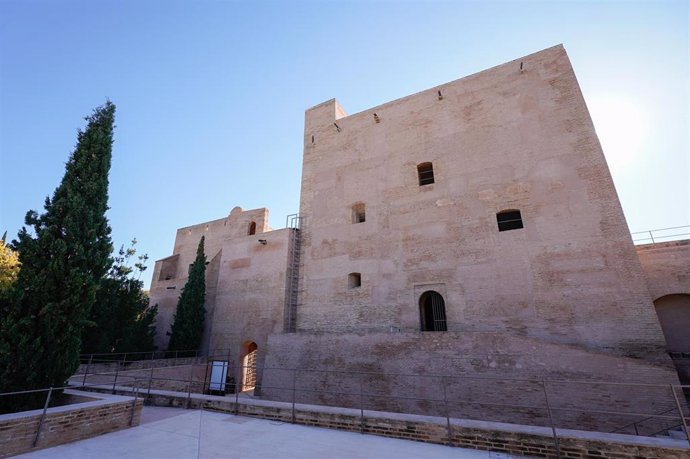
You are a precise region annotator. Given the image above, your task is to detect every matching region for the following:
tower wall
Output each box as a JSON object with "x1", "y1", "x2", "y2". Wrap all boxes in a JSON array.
[{"x1": 297, "y1": 45, "x2": 666, "y2": 357}]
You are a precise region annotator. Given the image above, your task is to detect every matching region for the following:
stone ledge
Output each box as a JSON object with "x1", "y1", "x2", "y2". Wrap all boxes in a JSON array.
[
  {"x1": 82, "y1": 384, "x2": 690, "y2": 459},
  {"x1": 0, "y1": 389, "x2": 142, "y2": 458}
]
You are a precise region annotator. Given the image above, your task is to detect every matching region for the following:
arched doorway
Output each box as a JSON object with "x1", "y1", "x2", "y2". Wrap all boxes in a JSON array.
[
  {"x1": 241, "y1": 341, "x2": 258, "y2": 392},
  {"x1": 654, "y1": 294, "x2": 690, "y2": 353},
  {"x1": 419, "y1": 291, "x2": 447, "y2": 331}
]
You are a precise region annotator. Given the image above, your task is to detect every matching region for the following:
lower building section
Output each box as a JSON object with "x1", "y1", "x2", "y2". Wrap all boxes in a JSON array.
[{"x1": 261, "y1": 332, "x2": 684, "y2": 433}]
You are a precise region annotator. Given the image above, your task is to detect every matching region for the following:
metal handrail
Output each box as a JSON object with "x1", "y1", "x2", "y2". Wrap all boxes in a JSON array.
[
  {"x1": 611, "y1": 406, "x2": 681, "y2": 434},
  {"x1": 632, "y1": 225, "x2": 690, "y2": 244},
  {"x1": 5, "y1": 363, "x2": 689, "y2": 456}
]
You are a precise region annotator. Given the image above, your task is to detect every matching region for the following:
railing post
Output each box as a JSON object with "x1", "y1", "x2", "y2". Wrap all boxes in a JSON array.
[
  {"x1": 670, "y1": 384, "x2": 690, "y2": 446},
  {"x1": 291, "y1": 368, "x2": 297, "y2": 424},
  {"x1": 359, "y1": 376, "x2": 364, "y2": 434},
  {"x1": 129, "y1": 381, "x2": 139, "y2": 426},
  {"x1": 148, "y1": 367, "x2": 154, "y2": 398},
  {"x1": 186, "y1": 364, "x2": 194, "y2": 409},
  {"x1": 82, "y1": 354, "x2": 93, "y2": 386},
  {"x1": 33, "y1": 387, "x2": 53, "y2": 447},
  {"x1": 235, "y1": 366, "x2": 240, "y2": 415},
  {"x1": 649, "y1": 231, "x2": 655, "y2": 244},
  {"x1": 541, "y1": 379, "x2": 561, "y2": 459},
  {"x1": 112, "y1": 362, "x2": 120, "y2": 394},
  {"x1": 441, "y1": 376, "x2": 452, "y2": 446}
]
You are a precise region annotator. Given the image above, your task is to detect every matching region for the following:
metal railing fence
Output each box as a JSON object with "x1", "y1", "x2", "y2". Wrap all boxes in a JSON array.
[
  {"x1": 68, "y1": 361, "x2": 690, "y2": 453},
  {"x1": 78, "y1": 348, "x2": 203, "y2": 364},
  {"x1": 0, "y1": 381, "x2": 142, "y2": 448},
  {"x1": 632, "y1": 225, "x2": 690, "y2": 245}
]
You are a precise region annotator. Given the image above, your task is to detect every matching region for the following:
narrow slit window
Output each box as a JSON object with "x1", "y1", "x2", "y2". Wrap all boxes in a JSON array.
[
  {"x1": 348, "y1": 273, "x2": 361, "y2": 289},
  {"x1": 248, "y1": 221, "x2": 256, "y2": 235},
  {"x1": 497, "y1": 210, "x2": 523, "y2": 232},
  {"x1": 352, "y1": 203, "x2": 366, "y2": 224},
  {"x1": 417, "y1": 162, "x2": 435, "y2": 186}
]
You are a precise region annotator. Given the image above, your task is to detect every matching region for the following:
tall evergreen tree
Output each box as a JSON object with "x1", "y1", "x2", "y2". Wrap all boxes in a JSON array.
[
  {"x1": 81, "y1": 240, "x2": 157, "y2": 355},
  {"x1": 0, "y1": 102, "x2": 115, "y2": 401},
  {"x1": 167, "y1": 236, "x2": 206, "y2": 351}
]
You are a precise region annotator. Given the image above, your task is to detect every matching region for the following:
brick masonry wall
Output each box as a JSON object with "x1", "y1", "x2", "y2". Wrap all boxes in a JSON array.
[
  {"x1": 297, "y1": 44, "x2": 666, "y2": 358},
  {"x1": 149, "y1": 206, "x2": 272, "y2": 351},
  {"x1": 262, "y1": 332, "x2": 683, "y2": 433},
  {"x1": 0, "y1": 391, "x2": 142, "y2": 458},
  {"x1": 636, "y1": 240, "x2": 690, "y2": 300},
  {"x1": 134, "y1": 389, "x2": 690, "y2": 459},
  {"x1": 636, "y1": 241, "x2": 690, "y2": 365}
]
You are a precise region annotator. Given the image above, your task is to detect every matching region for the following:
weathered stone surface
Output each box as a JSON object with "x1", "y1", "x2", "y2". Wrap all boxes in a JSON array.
[{"x1": 147, "y1": 45, "x2": 690, "y2": 427}]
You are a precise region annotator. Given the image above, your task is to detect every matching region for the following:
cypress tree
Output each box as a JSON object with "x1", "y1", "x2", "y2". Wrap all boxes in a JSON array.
[
  {"x1": 0, "y1": 102, "x2": 115, "y2": 404},
  {"x1": 167, "y1": 236, "x2": 206, "y2": 352}
]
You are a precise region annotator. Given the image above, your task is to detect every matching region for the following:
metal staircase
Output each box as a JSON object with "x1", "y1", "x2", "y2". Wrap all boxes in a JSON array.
[{"x1": 284, "y1": 214, "x2": 302, "y2": 333}]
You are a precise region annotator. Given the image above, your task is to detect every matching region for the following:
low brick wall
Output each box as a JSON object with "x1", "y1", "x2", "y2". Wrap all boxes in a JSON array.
[
  {"x1": 93, "y1": 385, "x2": 689, "y2": 459},
  {"x1": 0, "y1": 390, "x2": 142, "y2": 458}
]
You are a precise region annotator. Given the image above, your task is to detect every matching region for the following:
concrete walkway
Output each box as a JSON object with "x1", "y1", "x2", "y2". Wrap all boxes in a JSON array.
[{"x1": 16, "y1": 406, "x2": 522, "y2": 459}]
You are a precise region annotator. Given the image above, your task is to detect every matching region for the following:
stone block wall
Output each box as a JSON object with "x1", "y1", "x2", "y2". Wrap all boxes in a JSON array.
[
  {"x1": 0, "y1": 390, "x2": 142, "y2": 458},
  {"x1": 297, "y1": 44, "x2": 666, "y2": 359},
  {"x1": 262, "y1": 332, "x2": 683, "y2": 432},
  {"x1": 150, "y1": 206, "x2": 274, "y2": 350}
]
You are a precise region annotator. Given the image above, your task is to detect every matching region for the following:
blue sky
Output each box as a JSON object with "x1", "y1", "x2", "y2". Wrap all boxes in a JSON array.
[{"x1": 1, "y1": 0, "x2": 688, "y2": 289}]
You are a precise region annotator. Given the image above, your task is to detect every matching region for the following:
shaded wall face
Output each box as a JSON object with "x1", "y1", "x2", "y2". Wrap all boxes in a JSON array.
[
  {"x1": 654, "y1": 294, "x2": 690, "y2": 352},
  {"x1": 297, "y1": 45, "x2": 664, "y2": 356},
  {"x1": 635, "y1": 240, "x2": 690, "y2": 356},
  {"x1": 636, "y1": 240, "x2": 690, "y2": 300},
  {"x1": 206, "y1": 228, "x2": 291, "y2": 373}
]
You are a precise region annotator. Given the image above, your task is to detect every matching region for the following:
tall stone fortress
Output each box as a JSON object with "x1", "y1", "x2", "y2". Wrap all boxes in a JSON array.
[{"x1": 149, "y1": 45, "x2": 690, "y2": 427}]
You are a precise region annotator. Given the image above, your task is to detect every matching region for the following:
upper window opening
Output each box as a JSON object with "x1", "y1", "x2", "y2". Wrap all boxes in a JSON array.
[
  {"x1": 348, "y1": 273, "x2": 362, "y2": 289},
  {"x1": 158, "y1": 255, "x2": 179, "y2": 281},
  {"x1": 497, "y1": 210, "x2": 523, "y2": 232},
  {"x1": 248, "y1": 221, "x2": 256, "y2": 235},
  {"x1": 352, "y1": 203, "x2": 366, "y2": 224},
  {"x1": 417, "y1": 162, "x2": 435, "y2": 186},
  {"x1": 419, "y1": 291, "x2": 447, "y2": 332}
]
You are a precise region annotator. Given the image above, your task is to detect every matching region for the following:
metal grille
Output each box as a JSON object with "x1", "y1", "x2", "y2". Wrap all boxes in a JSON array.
[{"x1": 421, "y1": 291, "x2": 447, "y2": 331}]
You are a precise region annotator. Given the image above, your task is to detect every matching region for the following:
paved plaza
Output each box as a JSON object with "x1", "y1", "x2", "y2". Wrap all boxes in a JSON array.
[{"x1": 16, "y1": 406, "x2": 520, "y2": 459}]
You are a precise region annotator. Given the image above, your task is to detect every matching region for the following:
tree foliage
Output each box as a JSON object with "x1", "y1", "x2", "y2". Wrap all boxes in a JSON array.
[
  {"x1": 167, "y1": 236, "x2": 206, "y2": 351},
  {"x1": 81, "y1": 239, "x2": 157, "y2": 355},
  {"x1": 0, "y1": 102, "x2": 115, "y2": 403},
  {"x1": 0, "y1": 238, "x2": 20, "y2": 297}
]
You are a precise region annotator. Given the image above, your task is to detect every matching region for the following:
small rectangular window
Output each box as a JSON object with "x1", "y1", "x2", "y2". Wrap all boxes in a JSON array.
[
  {"x1": 497, "y1": 210, "x2": 524, "y2": 232},
  {"x1": 352, "y1": 203, "x2": 366, "y2": 224},
  {"x1": 417, "y1": 162, "x2": 434, "y2": 186},
  {"x1": 348, "y1": 273, "x2": 361, "y2": 289}
]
